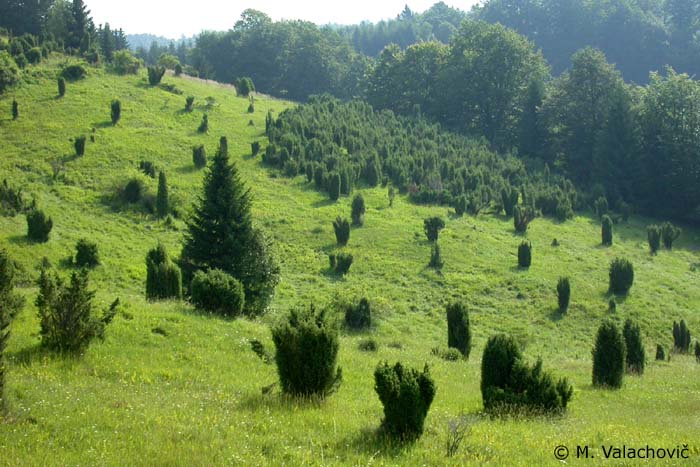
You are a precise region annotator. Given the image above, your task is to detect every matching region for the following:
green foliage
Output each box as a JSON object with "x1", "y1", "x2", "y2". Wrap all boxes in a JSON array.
[
  {"x1": 110, "y1": 99, "x2": 121, "y2": 125},
  {"x1": 388, "y1": 185, "x2": 396, "y2": 207},
  {"x1": 446, "y1": 302, "x2": 471, "y2": 358},
  {"x1": 247, "y1": 102, "x2": 254, "y2": 113},
  {"x1": 358, "y1": 338, "x2": 378, "y2": 352},
  {"x1": 344, "y1": 297, "x2": 371, "y2": 330},
  {"x1": 557, "y1": 277, "x2": 570, "y2": 312},
  {"x1": 0, "y1": 51, "x2": 19, "y2": 94},
  {"x1": 623, "y1": 320, "x2": 645, "y2": 375},
  {"x1": 517, "y1": 241, "x2": 531, "y2": 268},
  {"x1": 251, "y1": 141, "x2": 260, "y2": 156},
  {"x1": 609, "y1": 258, "x2": 634, "y2": 295},
  {"x1": 328, "y1": 253, "x2": 353, "y2": 275},
  {"x1": 26, "y1": 46, "x2": 41, "y2": 64},
  {"x1": 601, "y1": 215, "x2": 613, "y2": 246},
  {"x1": 374, "y1": 361, "x2": 436, "y2": 439},
  {"x1": 185, "y1": 96, "x2": 194, "y2": 111},
  {"x1": 594, "y1": 197, "x2": 609, "y2": 219},
  {"x1": 72, "y1": 134, "x2": 86, "y2": 156},
  {"x1": 513, "y1": 205, "x2": 535, "y2": 233},
  {"x1": 0, "y1": 249, "x2": 25, "y2": 410},
  {"x1": 0, "y1": 179, "x2": 26, "y2": 216},
  {"x1": 647, "y1": 225, "x2": 661, "y2": 254},
  {"x1": 332, "y1": 217, "x2": 350, "y2": 246},
  {"x1": 11, "y1": 99, "x2": 18, "y2": 119},
  {"x1": 26, "y1": 209, "x2": 52, "y2": 242},
  {"x1": 138, "y1": 160, "x2": 156, "y2": 178},
  {"x1": 74, "y1": 239, "x2": 99, "y2": 268},
  {"x1": 271, "y1": 305, "x2": 342, "y2": 398},
  {"x1": 695, "y1": 341, "x2": 700, "y2": 363},
  {"x1": 147, "y1": 66, "x2": 165, "y2": 86},
  {"x1": 192, "y1": 145, "x2": 206, "y2": 169},
  {"x1": 429, "y1": 242, "x2": 443, "y2": 270},
  {"x1": 122, "y1": 178, "x2": 143, "y2": 204},
  {"x1": 351, "y1": 194, "x2": 365, "y2": 226},
  {"x1": 36, "y1": 268, "x2": 115, "y2": 353},
  {"x1": 454, "y1": 195, "x2": 467, "y2": 216},
  {"x1": 655, "y1": 344, "x2": 666, "y2": 361},
  {"x1": 60, "y1": 64, "x2": 87, "y2": 80},
  {"x1": 235, "y1": 77, "x2": 255, "y2": 97},
  {"x1": 592, "y1": 321, "x2": 626, "y2": 389},
  {"x1": 481, "y1": 334, "x2": 572, "y2": 412},
  {"x1": 145, "y1": 244, "x2": 182, "y2": 301},
  {"x1": 156, "y1": 171, "x2": 169, "y2": 218},
  {"x1": 157, "y1": 53, "x2": 180, "y2": 70},
  {"x1": 501, "y1": 186, "x2": 519, "y2": 217},
  {"x1": 181, "y1": 146, "x2": 279, "y2": 315},
  {"x1": 174, "y1": 64, "x2": 182, "y2": 76},
  {"x1": 112, "y1": 50, "x2": 141, "y2": 75},
  {"x1": 660, "y1": 222, "x2": 681, "y2": 249},
  {"x1": 190, "y1": 269, "x2": 245, "y2": 317},
  {"x1": 328, "y1": 172, "x2": 341, "y2": 201},
  {"x1": 197, "y1": 114, "x2": 208, "y2": 133},
  {"x1": 57, "y1": 77, "x2": 65, "y2": 97},
  {"x1": 673, "y1": 320, "x2": 692, "y2": 353},
  {"x1": 424, "y1": 217, "x2": 445, "y2": 242}
]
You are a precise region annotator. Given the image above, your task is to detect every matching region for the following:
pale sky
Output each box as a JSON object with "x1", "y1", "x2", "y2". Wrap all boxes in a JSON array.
[{"x1": 87, "y1": 0, "x2": 481, "y2": 39}]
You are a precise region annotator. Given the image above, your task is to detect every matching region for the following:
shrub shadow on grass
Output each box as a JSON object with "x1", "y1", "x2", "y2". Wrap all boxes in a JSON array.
[
  {"x1": 335, "y1": 426, "x2": 416, "y2": 459},
  {"x1": 8, "y1": 343, "x2": 52, "y2": 366},
  {"x1": 175, "y1": 165, "x2": 198, "y2": 175},
  {"x1": 92, "y1": 120, "x2": 113, "y2": 129},
  {"x1": 548, "y1": 307, "x2": 565, "y2": 322},
  {"x1": 238, "y1": 391, "x2": 327, "y2": 414},
  {"x1": 312, "y1": 198, "x2": 336, "y2": 209},
  {"x1": 6, "y1": 235, "x2": 29, "y2": 246}
]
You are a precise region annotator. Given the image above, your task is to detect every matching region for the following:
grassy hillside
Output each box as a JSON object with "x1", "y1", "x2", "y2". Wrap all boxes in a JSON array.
[{"x1": 0, "y1": 58, "x2": 699, "y2": 466}]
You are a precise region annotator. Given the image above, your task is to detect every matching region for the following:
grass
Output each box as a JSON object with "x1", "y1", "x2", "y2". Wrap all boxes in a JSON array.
[{"x1": 0, "y1": 57, "x2": 699, "y2": 465}]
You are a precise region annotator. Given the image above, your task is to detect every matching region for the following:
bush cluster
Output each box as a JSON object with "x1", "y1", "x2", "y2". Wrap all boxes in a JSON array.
[
  {"x1": 145, "y1": 244, "x2": 182, "y2": 301},
  {"x1": 190, "y1": 269, "x2": 245, "y2": 316},
  {"x1": 235, "y1": 77, "x2": 255, "y2": 96},
  {"x1": 647, "y1": 225, "x2": 661, "y2": 254},
  {"x1": 673, "y1": 320, "x2": 691, "y2": 353},
  {"x1": 609, "y1": 258, "x2": 634, "y2": 295},
  {"x1": 592, "y1": 321, "x2": 626, "y2": 389},
  {"x1": 61, "y1": 64, "x2": 87, "y2": 80},
  {"x1": 660, "y1": 222, "x2": 681, "y2": 249},
  {"x1": 344, "y1": 297, "x2": 371, "y2": 330},
  {"x1": 147, "y1": 66, "x2": 166, "y2": 85},
  {"x1": 329, "y1": 253, "x2": 353, "y2": 275},
  {"x1": 332, "y1": 217, "x2": 350, "y2": 246}
]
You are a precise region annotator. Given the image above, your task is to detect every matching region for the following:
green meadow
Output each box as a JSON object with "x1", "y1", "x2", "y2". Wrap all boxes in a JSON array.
[{"x1": 0, "y1": 59, "x2": 699, "y2": 466}]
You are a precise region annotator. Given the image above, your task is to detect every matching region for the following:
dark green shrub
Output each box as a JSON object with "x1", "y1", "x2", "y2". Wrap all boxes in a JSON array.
[
  {"x1": 14, "y1": 53, "x2": 26, "y2": 69},
  {"x1": 455, "y1": 194, "x2": 467, "y2": 216},
  {"x1": 314, "y1": 165, "x2": 325, "y2": 190},
  {"x1": 660, "y1": 222, "x2": 681, "y2": 249},
  {"x1": 446, "y1": 302, "x2": 471, "y2": 358},
  {"x1": 358, "y1": 338, "x2": 378, "y2": 352},
  {"x1": 332, "y1": 217, "x2": 350, "y2": 246},
  {"x1": 110, "y1": 99, "x2": 121, "y2": 125},
  {"x1": 26, "y1": 209, "x2": 52, "y2": 242},
  {"x1": 235, "y1": 77, "x2": 255, "y2": 96},
  {"x1": 75, "y1": 239, "x2": 99, "y2": 268},
  {"x1": 0, "y1": 51, "x2": 20, "y2": 94},
  {"x1": 139, "y1": 160, "x2": 156, "y2": 178},
  {"x1": 616, "y1": 199, "x2": 631, "y2": 222},
  {"x1": 174, "y1": 64, "x2": 182, "y2": 76},
  {"x1": 655, "y1": 344, "x2": 665, "y2": 361},
  {"x1": 481, "y1": 334, "x2": 572, "y2": 412},
  {"x1": 513, "y1": 205, "x2": 535, "y2": 233},
  {"x1": 351, "y1": 194, "x2": 366, "y2": 226},
  {"x1": 112, "y1": 50, "x2": 141, "y2": 75},
  {"x1": 193, "y1": 145, "x2": 206, "y2": 169},
  {"x1": 61, "y1": 64, "x2": 86, "y2": 81},
  {"x1": 424, "y1": 217, "x2": 445, "y2": 242},
  {"x1": 185, "y1": 96, "x2": 194, "y2": 111},
  {"x1": 12, "y1": 99, "x2": 18, "y2": 120},
  {"x1": 156, "y1": 171, "x2": 169, "y2": 218},
  {"x1": 556, "y1": 277, "x2": 570, "y2": 312},
  {"x1": 388, "y1": 185, "x2": 396, "y2": 207},
  {"x1": 251, "y1": 141, "x2": 260, "y2": 156},
  {"x1": 518, "y1": 241, "x2": 531, "y2": 268},
  {"x1": 58, "y1": 77, "x2": 65, "y2": 97},
  {"x1": 271, "y1": 305, "x2": 342, "y2": 398},
  {"x1": 374, "y1": 361, "x2": 436, "y2": 439},
  {"x1": 26, "y1": 47, "x2": 41, "y2": 64},
  {"x1": 432, "y1": 346, "x2": 461, "y2": 361},
  {"x1": 145, "y1": 244, "x2": 182, "y2": 301},
  {"x1": 647, "y1": 225, "x2": 661, "y2": 254},
  {"x1": 329, "y1": 253, "x2": 353, "y2": 275},
  {"x1": 623, "y1": 320, "x2": 645, "y2": 374},
  {"x1": 122, "y1": 178, "x2": 143, "y2": 204},
  {"x1": 594, "y1": 196, "x2": 608, "y2": 219},
  {"x1": 328, "y1": 172, "x2": 341, "y2": 201},
  {"x1": 501, "y1": 186, "x2": 519, "y2": 217},
  {"x1": 695, "y1": 341, "x2": 700, "y2": 363},
  {"x1": 36, "y1": 268, "x2": 116, "y2": 353},
  {"x1": 609, "y1": 258, "x2": 634, "y2": 295},
  {"x1": 247, "y1": 102, "x2": 254, "y2": 113},
  {"x1": 283, "y1": 159, "x2": 298, "y2": 177},
  {"x1": 0, "y1": 249, "x2": 25, "y2": 409},
  {"x1": 608, "y1": 299, "x2": 617, "y2": 313},
  {"x1": 601, "y1": 215, "x2": 613, "y2": 246},
  {"x1": 345, "y1": 297, "x2": 371, "y2": 330},
  {"x1": 592, "y1": 321, "x2": 626, "y2": 389},
  {"x1": 147, "y1": 66, "x2": 166, "y2": 85},
  {"x1": 198, "y1": 114, "x2": 208, "y2": 133},
  {"x1": 429, "y1": 242, "x2": 444, "y2": 270},
  {"x1": 190, "y1": 269, "x2": 245, "y2": 316},
  {"x1": 673, "y1": 320, "x2": 691, "y2": 353},
  {"x1": 0, "y1": 179, "x2": 26, "y2": 216},
  {"x1": 74, "y1": 135, "x2": 86, "y2": 156}
]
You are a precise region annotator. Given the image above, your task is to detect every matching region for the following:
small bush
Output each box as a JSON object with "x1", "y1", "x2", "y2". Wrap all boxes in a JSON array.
[
  {"x1": 388, "y1": 185, "x2": 396, "y2": 207},
  {"x1": 345, "y1": 297, "x2": 371, "y2": 330},
  {"x1": 332, "y1": 217, "x2": 350, "y2": 246},
  {"x1": 247, "y1": 102, "x2": 254, "y2": 113},
  {"x1": 446, "y1": 302, "x2": 471, "y2": 358},
  {"x1": 501, "y1": 186, "x2": 519, "y2": 217},
  {"x1": 111, "y1": 50, "x2": 141, "y2": 75},
  {"x1": 374, "y1": 361, "x2": 436, "y2": 439},
  {"x1": 36, "y1": 268, "x2": 116, "y2": 353},
  {"x1": 424, "y1": 217, "x2": 445, "y2": 242},
  {"x1": 145, "y1": 244, "x2": 182, "y2": 301},
  {"x1": 251, "y1": 141, "x2": 260, "y2": 156},
  {"x1": 110, "y1": 99, "x2": 121, "y2": 125},
  {"x1": 26, "y1": 47, "x2": 41, "y2": 64},
  {"x1": 61, "y1": 64, "x2": 87, "y2": 80},
  {"x1": 0, "y1": 51, "x2": 20, "y2": 93},
  {"x1": 623, "y1": 320, "x2": 645, "y2": 374},
  {"x1": 432, "y1": 347, "x2": 461, "y2": 361},
  {"x1": 513, "y1": 205, "x2": 535, "y2": 233},
  {"x1": 647, "y1": 225, "x2": 661, "y2": 254},
  {"x1": 74, "y1": 135, "x2": 86, "y2": 156},
  {"x1": 193, "y1": 145, "x2": 207, "y2": 169},
  {"x1": 235, "y1": 77, "x2": 255, "y2": 96},
  {"x1": 660, "y1": 222, "x2": 681, "y2": 249},
  {"x1": 351, "y1": 194, "x2": 366, "y2": 226},
  {"x1": 198, "y1": 114, "x2": 208, "y2": 133},
  {"x1": 329, "y1": 253, "x2": 353, "y2": 275},
  {"x1": 185, "y1": 96, "x2": 194, "y2": 111},
  {"x1": 601, "y1": 215, "x2": 613, "y2": 246},
  {"x1": 138, "y1": 160, "x2": 156, "y2": 178},
  {"x1": 592, "y1": 321, "x2": 626, "y2": 389},
  {"x1": 12, "y1": 99, "x2": 18, "y2": 119},
  {"x1": 429, "y1": 242, "x2": 444, "y2": 270},
  {"x1": 174, "y1": 64, "x2": 182, "y2": 76},
  {"x1": 358, "y1": 338, "x2": 378, "y2": 352},
  {"x1": 74, "y1": 239, "x2": 99, "y2": 268},
  {"x1": 122, "y1": 178, "x2": 143, "y2": 204},
  {"x1": 557, "y1": 277, "x2": 570, "y2": 312},
  {"x1": 0, "y1": 179, "x2": 26, "y2": 216},
  {"x1": 271, "y1": 304, "x2": 342, "y2": 398},
  {"x1": 147, "y1": 66, "x2": 166, "y2": 85},
  {"x1": 609, "y1": 258, "x2": 634, "y2": 295},
  {"x1": 518, "y1": 241, "x2": 531, "y2": 268},
  {"x1": 673, "y1": 320, "x2": 691, "y2": 353},
  {"x1": 655, "y1": 344, "x2": 665, "y2": 361},
  {"x1": 190, "y1": 269, "x2": 245, "y2": 316},
  {"x1": 328, "y1": 172, "x2": 341, "y2": 201},
  {"x1": 26, "y1": 209, "x2": 53, "y2": 242},
  {"x1": 57, "y1": 77, "x2": 65, "y2": 97}
]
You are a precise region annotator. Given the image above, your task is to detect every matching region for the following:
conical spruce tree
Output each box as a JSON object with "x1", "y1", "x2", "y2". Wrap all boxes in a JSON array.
[
  {"x1": 156, "y1": 171, "x2": 169, "y2": 218},
  {"x1": 592, "y1": 321, "x2": 626, "y2": 389},
  {"x1": 180, "y1": 146, "x2": 278, "y2": 315}
]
